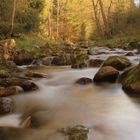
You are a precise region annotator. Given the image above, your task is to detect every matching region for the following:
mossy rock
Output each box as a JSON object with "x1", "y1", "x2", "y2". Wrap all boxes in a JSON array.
[
  {"x1": 102, "y1": 56, "x2": 131, "y2": 71},
  {"x1": 0, "y1": 57, "x2": 17, "y2": 70},
  {"x1": 71, "y1": 53, "x2": 89, "y2": 69},
  {"x1": 89, "y1": 59, "x2": 104, "y2": 67},
  {"x1": 0, "y1": 70, "x2": 10, "y2": 78},
  {"x1": 119, "y1": 64, "x2": 140, "y2": 95},
  {"x1": 52, "y1": 53, "x2": 71, "y2": 66},
  {"x1": 61, "y1": 125, "x2": 89, "y2": 140},
  {"x1": 0, "y1": 57, "x2": 18, "y2": 78}
]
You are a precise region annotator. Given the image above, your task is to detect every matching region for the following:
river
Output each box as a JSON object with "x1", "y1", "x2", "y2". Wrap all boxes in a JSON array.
[{"x1": 0, "y1": 49, "x2": 140, "y2": 140}]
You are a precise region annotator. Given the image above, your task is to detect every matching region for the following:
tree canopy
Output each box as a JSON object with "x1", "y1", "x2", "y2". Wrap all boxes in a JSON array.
[{"x1": 0, "y1": 0, "x2": 140, "y2": 41}]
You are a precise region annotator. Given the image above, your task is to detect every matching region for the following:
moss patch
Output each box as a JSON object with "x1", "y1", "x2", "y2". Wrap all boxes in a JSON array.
[
  {"x1": 119, "y1": 65, "x2": 140, "y2": 86},
  {"x1": 102, "y1": 56, "x2": 131, "y2": 71},
  {"x1": 0, "y1": 57, "x2": 17, "y2": 77}
]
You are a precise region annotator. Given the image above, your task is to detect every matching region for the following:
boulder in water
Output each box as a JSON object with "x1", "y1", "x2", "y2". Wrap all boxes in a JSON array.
[
  {"x1": 0, "y1": 97, "x2": 14, "y2": 115},
  {"x1": 94, "y1": 66, "x2": 119, "y2": 83},
  {"x1": 102, "y1": 56, "x2": 131, "y2": 71},
  {"x1": 61, "y1": 125, "x2": 89, "y2": 140},
  {"x1": 76, "y1": 77, "x2": 92, "y2": 85},
  {"x1": 125, "y1": 52, "x2": 134, "y2": 56},
  {"x1": 119, "y1": 63, "x2": 140, "y2": 95}
]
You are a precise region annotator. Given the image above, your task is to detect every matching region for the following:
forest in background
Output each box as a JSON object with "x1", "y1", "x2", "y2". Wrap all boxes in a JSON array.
[{"x1": 0, "y1": 0, "x2": 140, "y2": 49}]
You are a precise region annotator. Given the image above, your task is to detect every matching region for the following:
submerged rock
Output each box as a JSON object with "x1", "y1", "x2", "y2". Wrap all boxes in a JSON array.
[
  {"x1": 76, "y1": 77, "x2": 92, "y2": 85},
  {"x1": 20, "y1": 116, "x2": 32, "y2": 128},
  {"x1": 61, "y1": 125, "x2": 89, "y2": 140},
  {"x1": 0, "y1": 97, "x2": 14, "y2": 115},
  {"x1": 119, "y1": 63, "x2": 140, "y2": 95},
  {"x1": 102, "y1": 56, "x2": 131, "y2": 71},
  {"x1": 19, "y1": 108, "x2": 49, "y2": 129},
  {"x1": 94, "y1": 66, "x2": 119, "y2": 83}
]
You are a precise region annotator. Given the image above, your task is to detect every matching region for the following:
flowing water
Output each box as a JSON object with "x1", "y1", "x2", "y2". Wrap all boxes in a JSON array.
[{"x1": 0, "y1": 50, "x2": 140, "y2": 140}]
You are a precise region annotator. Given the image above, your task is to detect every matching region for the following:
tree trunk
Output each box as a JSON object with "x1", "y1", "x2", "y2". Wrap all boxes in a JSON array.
[
  {"x1": 91, "y1": 0, "x2": 103, "y2": 37},
  {"x1": 56, "y1": 0, "x2": 60, "y2": 38},
  {"x1": 98, "y1": 0, "x2": 111, "y2": 37},
  {"x1": 48, "y1": 9, "x2": 52, "y2": 37},
  {"x1": 10, "y1": 0, "x2": 16, "y2": 37}
]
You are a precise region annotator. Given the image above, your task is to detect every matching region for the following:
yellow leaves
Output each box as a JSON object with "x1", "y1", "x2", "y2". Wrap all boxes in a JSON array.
[{"x1": 40, "y1": 0, "x2": 53, "y2": 20}]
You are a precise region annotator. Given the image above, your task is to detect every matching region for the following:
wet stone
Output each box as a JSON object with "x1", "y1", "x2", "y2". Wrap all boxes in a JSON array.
[
  {"x1": 0, "y1": 97, "x2": 14, "y2": 115},
  {"x1": 61, "y1": 125, "x2": 89, "y2": 140},
  {"x1": 76, "y1": 77, "x2": 92, "y2": 85}
]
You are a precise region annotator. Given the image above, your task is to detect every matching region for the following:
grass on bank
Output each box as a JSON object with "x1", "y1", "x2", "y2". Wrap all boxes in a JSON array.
[
  {"x1": 15, "y1": 34, "x2": 65, "y2": 55},
  {"x1": 93, "y1": 35, "x2": 140, "y2": 49},
  {"x1": 15, "y1": 34, "x2": 47, "y2": 55}
]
